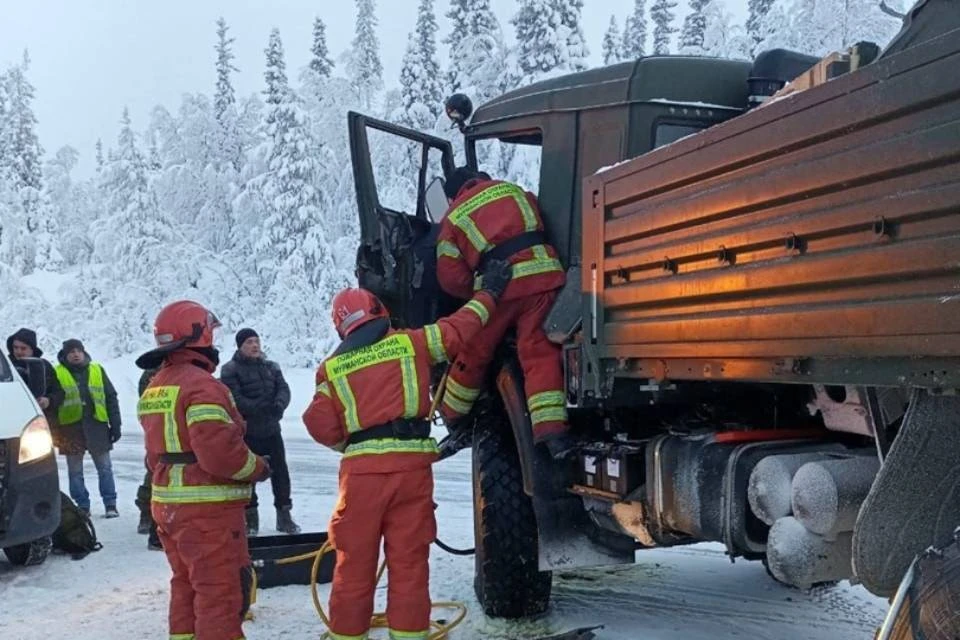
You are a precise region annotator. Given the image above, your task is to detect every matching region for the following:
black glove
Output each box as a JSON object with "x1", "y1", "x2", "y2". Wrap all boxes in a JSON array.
[
  {"x1": 110, "y1": 425, "x2": 122, "y2": 444},
  {"x1": 479, "y1": 258, "x2": 513, "y2": 299}
]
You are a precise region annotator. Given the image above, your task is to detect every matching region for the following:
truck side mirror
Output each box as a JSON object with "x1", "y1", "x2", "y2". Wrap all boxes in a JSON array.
[{"x1": 424, "y1": 177, "x2": 450, "y2": 223}]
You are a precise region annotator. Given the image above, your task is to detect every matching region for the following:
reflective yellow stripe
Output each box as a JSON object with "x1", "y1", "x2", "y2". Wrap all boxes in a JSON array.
[
  {"x1": 528, "y1": 390, "x2": 565, "y2": 410},
  {"x1": 442, "y1": 392, "x2": 474, "y2": 415},
  {"x1": 325, "y1": 334, "x2": 419, "y2": 434},
  {"x1": 447, "y1": 377, "x2": 481, "y2": 402},
  {"x1": 464, "y1": 299, "x2": 490, "y2": 325},
  {"x1": 400, "y1": 356, "x2": 420, "y2": 418},
  {"x1": 139, "y1": 385, "x2": 182, "y2": 452},
  {"x1": 169, "y1": 634, "x2": 195, "y2": 640},
  {"x1": 326, "y1": 334, "x2": 416, "y2": 379},
  {"x1": 185, "y1": 403, "x2": 232, "y2": 426},
  {"x1": 423, "y1": 324, "x2": 448, "y2": 364},
  {"x1": 151, "y1": 483, "x2": 252, "y2": 504},
  {"x1": 343, "y1": 437, "x2": 439, "y2": 459},
  {"x1": 316, "y1": 382, "x2": 332, "y2": 397},
  {"x1": 389, "y1": 630, "x2": 429, "y2": 640},
  {"x1": 531, "y1": 406, "x2": 568, "y2": 425},
  {"x1": 327, "y1": 631, "x2": 369, "y2": 640},
  {"x1": 332, "y1": 377, "x2": 361, "y2": 433},
  {"x1": 514, "y1": 190, "x2": 539, "y2": 232},
  {"x1": 231, "y1": 451, "x2": 258, "y2": 481},
  {"x1": 437, "y1": 240, "x2": 461, "y2": 260},
  {"x1": 512, "y1": 255, "x2": 563, "y2": 279}
]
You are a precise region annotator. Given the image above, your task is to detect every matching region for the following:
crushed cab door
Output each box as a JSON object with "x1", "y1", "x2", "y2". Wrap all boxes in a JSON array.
[{"x1": 348, "y1": 111, "x2": 457, "y2": 329}]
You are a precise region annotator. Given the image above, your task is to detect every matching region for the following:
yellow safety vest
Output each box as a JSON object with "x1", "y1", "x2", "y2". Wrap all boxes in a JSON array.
[{"x1": 56, "y1": 363, "x2": 109, "y2": 425}]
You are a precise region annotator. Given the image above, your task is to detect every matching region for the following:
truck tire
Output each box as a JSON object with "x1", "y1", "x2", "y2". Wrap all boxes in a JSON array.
[
  {"x1": 3, "y1": 536, "x2": 52, "y2": 567},
  {"x1": 472, "y1": 422, "x2": 552, "y2": 618},
  {"x1": 879, "y1": 529, "x2": 960, "y2": 640}
]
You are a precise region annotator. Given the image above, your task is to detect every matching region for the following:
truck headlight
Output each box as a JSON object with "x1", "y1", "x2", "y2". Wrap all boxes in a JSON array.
[{"x1": 19, "y1": 416, "x2": 53, "y2": 464}]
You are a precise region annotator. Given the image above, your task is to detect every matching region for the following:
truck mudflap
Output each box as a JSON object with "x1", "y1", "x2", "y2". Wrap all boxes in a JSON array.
[
  {"x1": 853, "y1": 390, "x2": 960, "y2": 597},
  {"x1": 495, "y1": 355, "x2": 634, "y2": 572}
]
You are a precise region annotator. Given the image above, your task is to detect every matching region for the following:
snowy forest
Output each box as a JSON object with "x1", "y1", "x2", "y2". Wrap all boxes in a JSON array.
[{"x1": 0, "y1": 0, "x2": 905, "y2": 366}]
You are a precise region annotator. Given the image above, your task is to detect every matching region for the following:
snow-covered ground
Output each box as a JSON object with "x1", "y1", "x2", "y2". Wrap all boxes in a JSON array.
[{"x1": 0, "y1": 359, "x2": 890, "y2": 639}]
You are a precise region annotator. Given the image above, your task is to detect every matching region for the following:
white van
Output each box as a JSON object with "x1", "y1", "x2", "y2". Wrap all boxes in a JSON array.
[{"x1": 0, "y1": 350, "x2": 60, "y2": 566}]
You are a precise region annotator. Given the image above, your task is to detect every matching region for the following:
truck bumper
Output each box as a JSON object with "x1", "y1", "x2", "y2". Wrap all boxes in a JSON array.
[{"x1": 0, "y1": 438, "x2": 60, "y2": 549}]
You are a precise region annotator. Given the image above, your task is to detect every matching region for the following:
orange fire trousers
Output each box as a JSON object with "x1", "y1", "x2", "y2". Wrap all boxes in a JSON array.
[
  {"x1": 327, "y1": 466, "x2": 437, "y2": 640},
  {"x1": 153, "y1": 502, "x2": 249, "y2": 640},
  {"x1": 441, "y1": 290, "x2": 568, "y2": 442}
]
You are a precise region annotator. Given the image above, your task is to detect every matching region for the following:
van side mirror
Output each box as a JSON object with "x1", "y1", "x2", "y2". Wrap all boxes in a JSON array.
[{"x1": 424, "y1": 176, "x2": 450, "y2": 223}]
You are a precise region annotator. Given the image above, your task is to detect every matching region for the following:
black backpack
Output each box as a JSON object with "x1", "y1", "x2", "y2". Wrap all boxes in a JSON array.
[{"x1": 52, "y1": 491, "x2": 103, "y2": 559}]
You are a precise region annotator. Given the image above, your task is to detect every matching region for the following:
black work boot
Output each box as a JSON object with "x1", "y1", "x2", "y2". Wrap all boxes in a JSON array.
[
  {"x1": 245, "y1": 506, "x2": 259, "y2": 537},
  {"x1": 276, "y1": 507, "x2": 301, "y2": 535},
  {"x1": 137, "y1": 510, "x2": 152, "y2": 535},
  {"x1": 147, "y1": 524, "x2": 162, "y2": 551},
  {"x1": 544, "y1": 434, "x2": 578, "y2": 461}
]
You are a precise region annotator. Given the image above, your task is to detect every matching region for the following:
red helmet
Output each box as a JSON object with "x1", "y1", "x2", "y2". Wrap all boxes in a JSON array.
[
  {"x1": 331, "y1": 288, "x2": 388, "y2": 337},
  {"x1": 153, "y1": 300, "x2": 221, "y2": 349},
  {"x1": 136, "y1": 300, "x2": 221, "y2": 369}
]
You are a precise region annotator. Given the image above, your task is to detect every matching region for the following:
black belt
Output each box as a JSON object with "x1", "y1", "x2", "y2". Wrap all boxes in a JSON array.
[
  {"x1": 346, "y1": 419, "x2": 431, "y2": 446},
  {"x1": 477, "y1": 231, "x2": 546, "y2": 270},
  {"x1": 160, "y1": 452, "x2": 198, "y2": 464}
]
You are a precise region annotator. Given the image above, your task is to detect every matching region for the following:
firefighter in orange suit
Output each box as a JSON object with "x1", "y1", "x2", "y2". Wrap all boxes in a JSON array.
[
  {"x1": 436, "y1": 167, "x2": 573, "y2": 458},
  {"x1": 136, "y1": 300, "x2": 270, "y2": 640},
  {"x1": 302, "y1": 258, "x2": 512, "y2": 640}
]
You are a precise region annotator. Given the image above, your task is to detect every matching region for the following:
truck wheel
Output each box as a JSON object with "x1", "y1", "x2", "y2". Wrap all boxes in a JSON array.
[
  {"x1": 3, "y1": 536, "x2": 52, "y2": 567},
  {"x1": 472, "y1": 422, "x2": 552, "y2": 618},
  {"x1": 879, "y1": 530, "x2": 960, "y2": 640}
]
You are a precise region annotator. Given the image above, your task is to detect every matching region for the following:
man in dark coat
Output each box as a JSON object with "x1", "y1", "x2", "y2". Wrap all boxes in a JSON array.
[
  {"x1": 220, "y1": 328, "x2": 300, "y2": 535},
  {"x1": 6, "y1": 328, "x2": 64, "y2": 424},
  {"x1": 55, "y1": 339, "x2": 122, "y2": 518}
]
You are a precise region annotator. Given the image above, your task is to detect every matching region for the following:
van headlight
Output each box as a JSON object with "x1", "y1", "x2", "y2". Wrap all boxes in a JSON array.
[{"x1": 19, "y1": 416, "x2": 53, "y2": 464}]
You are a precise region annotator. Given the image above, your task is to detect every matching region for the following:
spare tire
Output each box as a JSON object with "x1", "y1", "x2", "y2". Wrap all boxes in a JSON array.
[
  {"x1": 3, "y1": 536, "x2": 52, "y2": 567},
  {"x1": 472, "y1": 419, "x2": 551, "y2": 618}
]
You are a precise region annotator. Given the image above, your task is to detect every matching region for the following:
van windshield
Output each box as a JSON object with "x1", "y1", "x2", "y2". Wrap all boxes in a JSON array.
[{"x1": 0, "y1": 355, "x2": 13, "y2": 383}]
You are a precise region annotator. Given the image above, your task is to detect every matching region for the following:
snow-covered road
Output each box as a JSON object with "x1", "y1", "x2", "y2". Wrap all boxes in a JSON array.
[{"x1": 0, "y1": 360, "x2": 890, "y2": 639}]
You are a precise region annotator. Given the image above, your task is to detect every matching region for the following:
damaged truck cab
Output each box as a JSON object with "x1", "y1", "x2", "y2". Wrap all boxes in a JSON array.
[{"x1": 348, "y1": 0, "x2": 960, "y2": 624}]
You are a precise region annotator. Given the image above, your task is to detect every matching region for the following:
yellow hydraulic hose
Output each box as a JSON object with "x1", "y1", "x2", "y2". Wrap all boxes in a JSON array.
[{"x1": 270, "y1": 540, "x2": 467, "y2": 639}]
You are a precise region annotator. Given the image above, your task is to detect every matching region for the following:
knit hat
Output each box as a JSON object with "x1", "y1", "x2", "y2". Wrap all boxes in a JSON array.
[
  {"x1": 6, "y1": 328, "x2": 42, "y2": 357},
  {"x1": 235, "y1": 328, "x2": 259, "y2": 349},
  {"x1": 62, "y1": 338, "x2": 86, "y2": 354},
  {"x1": 443, "y1": 166, "x2": 491, "y2": 200}
]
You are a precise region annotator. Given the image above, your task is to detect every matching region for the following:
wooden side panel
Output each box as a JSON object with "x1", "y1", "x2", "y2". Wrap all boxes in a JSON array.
[{"x1": 587, "y1": 29, "x2": 960, "y2": 386}]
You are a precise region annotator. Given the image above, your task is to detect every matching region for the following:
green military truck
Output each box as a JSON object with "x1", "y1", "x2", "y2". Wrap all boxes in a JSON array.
[{"x1": 347, "y1": 0, "x2": 960, "y2": 627}]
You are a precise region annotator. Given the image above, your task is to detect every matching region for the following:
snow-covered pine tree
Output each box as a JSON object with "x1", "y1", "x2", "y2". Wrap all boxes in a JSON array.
[
  {"x1": 214, "y1": 18, "x2": 243, "y2": 172},
  {"x1": 1, "y1": 52, "x2": 58, "y2": 274},
  {"x1": 701, "y1": 0, "x2": 752, "y2": 59},
  {"x1": 398, "y1": 0, "x2": 444, "y2": 131},
  {"x1": 622, "y1": 0, "x2": 648, "y2": 59},
  {"x1": 93, "y1": 107, "x2": 184, "y2": 352},
  {"x1": 348, "y1": 0, "x2": 384, "y2": 108},
  {"x1": 651, "y1": 0, "x2": 679, "y2": 55},
  {"x1": 603, "y1": 15, "x2": 623, "y2": 65},
  {"x1": 679, "y1": 0, "x2": 709, "y2": 54},
  {"x1": 746, "y1": 0, "x2": 775, "y2": 51},
  {"x1": 309, "y1": 17, "x2": 335, "y2": 79},
  {"x1": 556, "y1": 0, "x2": 589, "y2": 72},
  {"x1": 256, "y1": 29, "x2": 330, "y2": 287},
  {"x1": 95, "y1": 138, "x2": 104, "y2": 174},
  {"x1": 513, "y1": 0, "x2": 567, "y2": 77},
  {"x1": 445, "y1": 0, "x2": 500, "y2": 91}
]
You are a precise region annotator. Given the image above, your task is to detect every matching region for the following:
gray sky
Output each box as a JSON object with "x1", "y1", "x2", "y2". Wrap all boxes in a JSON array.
[{"x1": 0, "y1": 0, "x2": 748, "y2": 177}]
